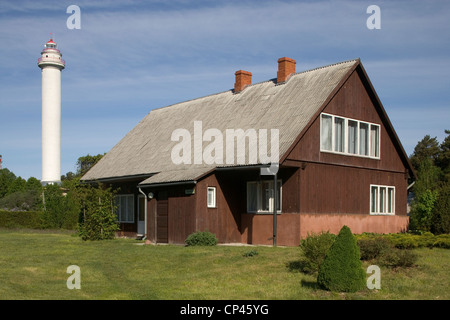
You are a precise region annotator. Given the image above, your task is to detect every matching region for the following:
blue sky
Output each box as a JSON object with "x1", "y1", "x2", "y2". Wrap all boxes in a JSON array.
[{"x1": 0, "y1": 0, "x2": 449, "y2": 180}]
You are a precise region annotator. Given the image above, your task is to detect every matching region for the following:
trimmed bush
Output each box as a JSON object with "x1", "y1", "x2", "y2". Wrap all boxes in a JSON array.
[
  {"x1": 185, "y1": 230, "x2": 218, "y2": 246},
  {"x1": 317, "y1": 226, "x2": 366, "y2": 292},
  {"x1": 299, "y1": 231, "x2": 336, "y2": 273},
  {"x1": 0, "y1": 210, "x2": 43, "y2": 229}
]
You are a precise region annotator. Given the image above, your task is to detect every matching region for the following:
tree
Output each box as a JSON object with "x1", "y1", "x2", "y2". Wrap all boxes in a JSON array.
[
  {"x1": 0, "y1": 168, "x2": 16, "y2": 198},
  {"x1": 76, "y1": 154, "x2": 104, "y2": 177},
  {"x1": 41, "y1": 183, "x2": 79, "y2": 229},
  {"x1": 410, "y1": 135, "x2": 440, "y2": 170},
  {"x1": 317, "y1": 226, "x2": 366, "y2": 292},
  {"x1": 409, "y1": 131, "x2": 450, "y2": 234},
  {"x1": 436, "y1": 130, "x2": 450, "y2": 182},
  {"x1": 77, "y1": 182, "x2": 119, "y2": 240}
]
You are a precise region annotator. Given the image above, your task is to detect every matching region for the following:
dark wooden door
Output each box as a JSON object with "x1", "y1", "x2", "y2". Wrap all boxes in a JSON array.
[{"x1": 156, "y1": 192, "x2": 168, "y2": 243}]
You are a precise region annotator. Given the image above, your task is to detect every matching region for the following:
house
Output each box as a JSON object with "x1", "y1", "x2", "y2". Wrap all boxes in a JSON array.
[{"x1": 81, "y1": 57, "x2": 415, "y2": 246}]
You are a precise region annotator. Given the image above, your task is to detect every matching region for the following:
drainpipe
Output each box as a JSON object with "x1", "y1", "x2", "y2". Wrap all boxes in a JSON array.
[
  {"x1": 138, "y1": 187, "x2": 147, "y2": 240},
  {"x1": 273, "y1": 171, "x2": 277, "y2": 247}
]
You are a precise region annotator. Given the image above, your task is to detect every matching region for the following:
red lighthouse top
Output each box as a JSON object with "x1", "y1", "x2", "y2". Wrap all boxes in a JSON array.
[{"x1": 45, "y1": 38, "x2": 57, "y2": 49}]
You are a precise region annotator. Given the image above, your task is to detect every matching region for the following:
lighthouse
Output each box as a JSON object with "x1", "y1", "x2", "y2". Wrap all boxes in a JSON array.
[{"x1": 38, "y1": 38, "x2": 65, "y2": 185}]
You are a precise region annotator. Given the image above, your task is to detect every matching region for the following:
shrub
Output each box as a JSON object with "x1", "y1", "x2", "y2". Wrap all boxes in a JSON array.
[
  {"x1": 77, "y1": 183, "x2": 119, "y2": 241},
  {"x1": 358, "y1": 236, "x2": 392, "y2": 261},
  {"x1": 433, "y1": 234, "x2": 450, "y2": 248},
  {"x1": 243, "y1": 249, "x2": 259, "y2": 257},
  {"x1": 299, "y1": 231, "x2": 336, "y2": 273},
  {"x1": 380, "y1": 249, "x2": 418, "y2": 268},
  {"x1": 0, "y1": 210, "x2": 43, "y2": 229},
  {"x1": 317, "y1": 226, "x2": 365, "y2": 292},
  {"x1": 41, "y1": 184, "x2": 79, "y2": 229},
  {"x1": 185, "y1": 230, "x2": 218, "y2": 246}
]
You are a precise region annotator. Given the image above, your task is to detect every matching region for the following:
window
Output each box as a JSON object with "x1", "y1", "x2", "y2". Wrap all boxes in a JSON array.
[
  {"x1": 247, "y1": 180, "x2": 281, "y2": 213},
  {"x1": 320, "y1": 113, "x2": 380, "y2": 158},
  {"x1": 334, "y1": 117, "x2": 345, "y2": 152},
  {"x1": 207, "y1": 187, "x2": 216, "y2": 208},
  {"x1": 115, "y1": 194, "x2": 134, "y2": 223},
  {"x1": 360, "y1": 122, "x2": 369, "y2": 156},
  {"x1": 320, "y1": 114, "x2": 332, "y2": 151},
  {"x1": 348, "y1": 120, "x2": 358, "y2": 154},
  {"x1": 370, "y1": 185, "x2": 395, "y2": 215},
  {"x1": 370, "y1": 125, "x2": 380, "y2": 157}
]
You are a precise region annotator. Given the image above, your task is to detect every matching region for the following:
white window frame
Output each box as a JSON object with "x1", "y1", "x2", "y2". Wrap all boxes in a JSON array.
[
  {"x1": 207, "y1": 187, "x2": 216, "y2": 208},
  {"x1": 115, "y1": 194, "x2": 135, "y2": 223},
  {"x1": 320, "y1": 113, "x2": 380, "y2": 159},
  {"x1": 370, "y1": 185, "x2": 395, "y2": 215},
  {"x1": 246, "y1": 180, "x2": 282, "y2": 214}
]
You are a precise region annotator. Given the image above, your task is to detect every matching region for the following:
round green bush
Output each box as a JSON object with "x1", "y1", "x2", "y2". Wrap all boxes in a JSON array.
[
  {"x1": 300, "y1": 231, "x2": 336, "y2": 273},
  {"x1": 185, "y1": 230, "x2": 218, "y2": 246},
  {"x1": 317, "y1": 225, "x2": 366, "y2": 292}
]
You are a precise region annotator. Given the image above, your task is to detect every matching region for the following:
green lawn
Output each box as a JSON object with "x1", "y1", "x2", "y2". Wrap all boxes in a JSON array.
[{"x1": 0, "y1": 229, "x2": 449, "y2": 300}]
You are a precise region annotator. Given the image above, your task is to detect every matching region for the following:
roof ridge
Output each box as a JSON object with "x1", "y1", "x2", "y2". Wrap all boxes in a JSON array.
[
  {"x1": 292, "y1": 58, "x2": 360, "y2": 77},
  {"x1": 149, "y1": 58, "x2": 360, "y2": 113}
]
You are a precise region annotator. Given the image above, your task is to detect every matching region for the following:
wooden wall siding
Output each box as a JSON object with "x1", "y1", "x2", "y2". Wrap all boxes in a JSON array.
[
  {"x1": 286, "y1": 70, "x2": 406, "y2": 174},
  {"x1": 192, "y1": 168, "x2": 301, "y2": 244},
  {"x1": 299, "y1": 162, "x2": 407, "y2": 215},
  {"x1": 144, "y1": 186, "x2": 196, "y2": 244},
  {"x1": 156, "y1": 200, "x2": 168, "y2": 243},
  {"x1": 167, "y1": 191, "x2": 196, "y2": 244},
  {"x1": 195, "y1": 173, "x2": 243, "y2": 243}
]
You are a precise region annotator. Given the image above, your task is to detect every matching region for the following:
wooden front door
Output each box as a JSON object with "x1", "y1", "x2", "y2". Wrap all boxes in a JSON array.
[{"x1": 156, "y1": 192, "x2": 168, "y2": 243}]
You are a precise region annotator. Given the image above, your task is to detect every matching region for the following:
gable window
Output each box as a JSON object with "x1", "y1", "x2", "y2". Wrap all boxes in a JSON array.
[
  {"x1": 247, "y1": 180, "x2": 281, "y2": 213},
  {"x1": 207, "y1": 187, "x2": 216, "y2": 208},
  {"x1": 320, "y1": 113, "x2": 380, "y2": 159},
  {"x1": 370, "y1": 185, "x2": 395, "y2": 215},
  {"x1": 115, "y1": 194, "x2": 134, "y2": 223}
]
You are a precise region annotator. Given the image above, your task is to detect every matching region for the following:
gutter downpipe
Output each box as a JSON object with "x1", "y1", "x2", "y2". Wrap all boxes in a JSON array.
[{"x1": 138, "y1": 187, "x2": 147, "y2": 240}]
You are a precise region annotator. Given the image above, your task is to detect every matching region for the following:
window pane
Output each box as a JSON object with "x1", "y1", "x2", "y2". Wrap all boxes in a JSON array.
[
  {"x1": 371, "y1": 186, "x2": 378, "y2": 213},
  {"x1": 276, "y1": 181, "x2": 281, "y2": 211},
  {"x1": 348, "y1": 120, "x2": 358, "y2": 154},
  {"x1": 262, "y1": 181, "x2": 272, "y2": 211},
  {"x1": 247, "y1": 183, "x2": 257, "y2": 212},
  {"x1": 139, "y1": 196, "x2": 145, "y2": 220},
  {"x1": 370, "y1": 125, "x2": 380, "y2": 157},
  {"x1": 388, "y1": 188, "x2": 395, "y2": 213},
  {"x1": 321, "y1": 114, "x2": 332, "y2": 151},
  {"x1": 126, "y1": 195, "x2": 134, "y2": 222},
  {"x1": 360, "y1": 123, "x2": 369, "y2": 156},
  {"x1": 334, "y1": 117, "x2": 345, "y2": 152},
  {"x1": 207, "y1": 187, "x2": 216, "y2": 208},
  {"x1": 379, "y1": 187, "x2": 386, "y2": 213}
]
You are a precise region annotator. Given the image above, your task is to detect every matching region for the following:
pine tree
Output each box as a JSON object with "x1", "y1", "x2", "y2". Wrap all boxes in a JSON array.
[{"x1": 317, "y1": 225, "x2": 366, "y2": 292}]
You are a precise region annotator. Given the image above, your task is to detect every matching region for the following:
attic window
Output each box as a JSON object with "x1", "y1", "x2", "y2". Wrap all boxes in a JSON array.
[{"x1": 320, "y1": 113, "x2": 380, "y2": 159}]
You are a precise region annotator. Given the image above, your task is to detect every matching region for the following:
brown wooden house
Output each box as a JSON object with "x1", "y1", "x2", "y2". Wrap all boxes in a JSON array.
[{"x1": 81, "y1": 58, "x2": 415, "y2": 246}]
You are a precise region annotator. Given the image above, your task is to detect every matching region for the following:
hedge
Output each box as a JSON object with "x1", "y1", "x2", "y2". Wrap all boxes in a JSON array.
[
  {"x1": 0, "y1": 210, "x2": 43, "y2": 229},
  {"x1": 355, "y1": 232, "x2": 450, "y2": 249}
]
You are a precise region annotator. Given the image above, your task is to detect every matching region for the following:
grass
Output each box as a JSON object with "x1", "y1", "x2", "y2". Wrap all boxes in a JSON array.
[{"x1": 0, "y1": 228, "x2": 449, "y2": 300}]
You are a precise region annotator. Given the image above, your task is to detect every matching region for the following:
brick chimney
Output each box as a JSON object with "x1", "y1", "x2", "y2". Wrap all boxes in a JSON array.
[
  {"x1": 277, "y1": 57, "x2": 296, "y2": 83},
  {"x1": 234, "y1": 70, "x2": 252, "y2": 93}
]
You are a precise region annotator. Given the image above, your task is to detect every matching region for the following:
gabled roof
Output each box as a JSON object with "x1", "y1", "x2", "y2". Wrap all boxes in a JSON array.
[{"x1": 82, "y1": 58, "x2": 413, "y2": 185}]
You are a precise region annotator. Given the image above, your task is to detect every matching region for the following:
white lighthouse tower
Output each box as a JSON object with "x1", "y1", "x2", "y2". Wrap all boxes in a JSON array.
[{"x1": 38, "y1": 38, "x2": 65, "y2": 185}]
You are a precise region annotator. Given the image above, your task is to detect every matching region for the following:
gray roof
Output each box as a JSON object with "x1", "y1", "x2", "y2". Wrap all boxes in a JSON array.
[{"x1": 81, "y1": 59, "x2": 359, "y2": 184}]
